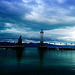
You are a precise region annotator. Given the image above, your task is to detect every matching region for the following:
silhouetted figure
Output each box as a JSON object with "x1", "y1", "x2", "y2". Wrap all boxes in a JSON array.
[
  {"x1": 17, "y1": 36, "x2": 22, "y2": 45},
  {"x1": 14, "y1": 35, "x2": 24, "y2": 51}
]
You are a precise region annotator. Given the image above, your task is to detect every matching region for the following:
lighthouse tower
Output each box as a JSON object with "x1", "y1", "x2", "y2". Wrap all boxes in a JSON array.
[{"x1": 40, "y1": 29, "x2": 44, "y2": 46}]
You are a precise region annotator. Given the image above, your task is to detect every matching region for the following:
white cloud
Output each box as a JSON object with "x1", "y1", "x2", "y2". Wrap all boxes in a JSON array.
[
  {"x1": 64, "y1": 16, "x2": 75, "y2": 22},
  {"x1": 22, "y1": 0, "x2": 33, "y2": 3},
  {"x1": 24, "y1": 0, "x2": 75, "y2": 24},
  {"x1": 1, "y1": 28, "x2": 24, "y2": 34},
  {"x1": 44, "y1": 27, "x2": 75, "y2": 42},
  {"x1": 57, "y1": 0, "x2": 66, "y2": 3},
  {"x1": 1, "y1": 0, "x2": 75, "y2": 24},
  {"x1": 1, "y1": 25, "x2": 75, "y2": 42},
  {"x1": 5, "y1": 23, "x2": 13, "y2": 27},
  {"x1": 0, "y1": 27, "x2": 40, "y2": 39},
  {"x1": 24, "y1": 39, "x2": 39, "y2": 43},
  {"x1": 25, "y1": 11, "x2": 41, "y2": 22},
  {"x1": 23, "y1": 0, "x2": 29, "y2": 3},
  {"x1": 69, "y1": 6, "x2": 75, "y2": 10}
]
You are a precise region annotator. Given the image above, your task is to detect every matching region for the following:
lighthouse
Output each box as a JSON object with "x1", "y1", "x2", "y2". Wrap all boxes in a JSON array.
[
  {"x1": 40, "y1": 29, "x2": 44, "y2": 46},
  {"x1": 38, "y1": 29, "x2": 47, "y2": 50}
]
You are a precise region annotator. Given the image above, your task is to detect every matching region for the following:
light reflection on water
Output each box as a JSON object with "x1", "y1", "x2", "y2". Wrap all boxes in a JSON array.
[{"x1": 0, "y1": 47, "x2": 75, "y2": 75}]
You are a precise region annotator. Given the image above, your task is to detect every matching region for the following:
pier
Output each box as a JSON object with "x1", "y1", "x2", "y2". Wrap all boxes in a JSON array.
[
  {"x1": 0, "y1": 36, "x2": 24, "y2": 50},
  {"x1": 0, "y1": 45, "x2": 24, "y2": 50},
  {"x1": 38, "y1": 46, "x2": 75, "y2": 50}
]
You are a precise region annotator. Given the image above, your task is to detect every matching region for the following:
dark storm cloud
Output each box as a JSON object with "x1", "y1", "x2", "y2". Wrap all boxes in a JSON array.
[{"x1": 0, "y1": 0, "x2": 75, "y2": 42}]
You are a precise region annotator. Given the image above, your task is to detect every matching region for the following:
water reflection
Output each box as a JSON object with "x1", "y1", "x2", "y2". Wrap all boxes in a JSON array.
[
  {"x1": 0, "y1": 49, "x2": 8, "y2": 75},
  {"x1": 15, "y1": 48, "x2": 24, "y2": 63},
  {"x1": 15, "y1": 48, "x2": 24, "y2": 75},
  {"x1": 38, "y1": 49, "x2": 47, "y2": 70},
  {"x1": 1, "y1": 47, "x2": 75, "y2": 75},
  {"x1": 0, "y1": 56, "x2": 3, "y2": 75}
]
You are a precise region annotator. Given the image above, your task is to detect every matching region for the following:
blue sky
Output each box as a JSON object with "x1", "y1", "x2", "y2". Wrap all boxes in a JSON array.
[{"x1": 0, "y1": 0, "x2": 75, "y2": 43}]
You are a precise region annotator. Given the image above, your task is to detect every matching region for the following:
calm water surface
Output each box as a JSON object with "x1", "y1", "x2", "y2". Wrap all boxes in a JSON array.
[{"x1": 0, "y1": 47, "x2": 75, "y2": 75}]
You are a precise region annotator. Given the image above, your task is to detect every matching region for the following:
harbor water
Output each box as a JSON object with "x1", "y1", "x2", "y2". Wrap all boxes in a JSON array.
[{"x1": 0, "y1": 47, "x2": 75, "y2": 75}]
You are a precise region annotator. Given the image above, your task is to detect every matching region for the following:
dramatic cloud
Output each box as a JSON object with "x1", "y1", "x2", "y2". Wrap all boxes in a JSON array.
[
  {"x1": 0, "y1": 0, "x2": 75, "y2": 43},
  {"x1": 44, "y1": 27, "x2": 75, "y2": 42}
]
